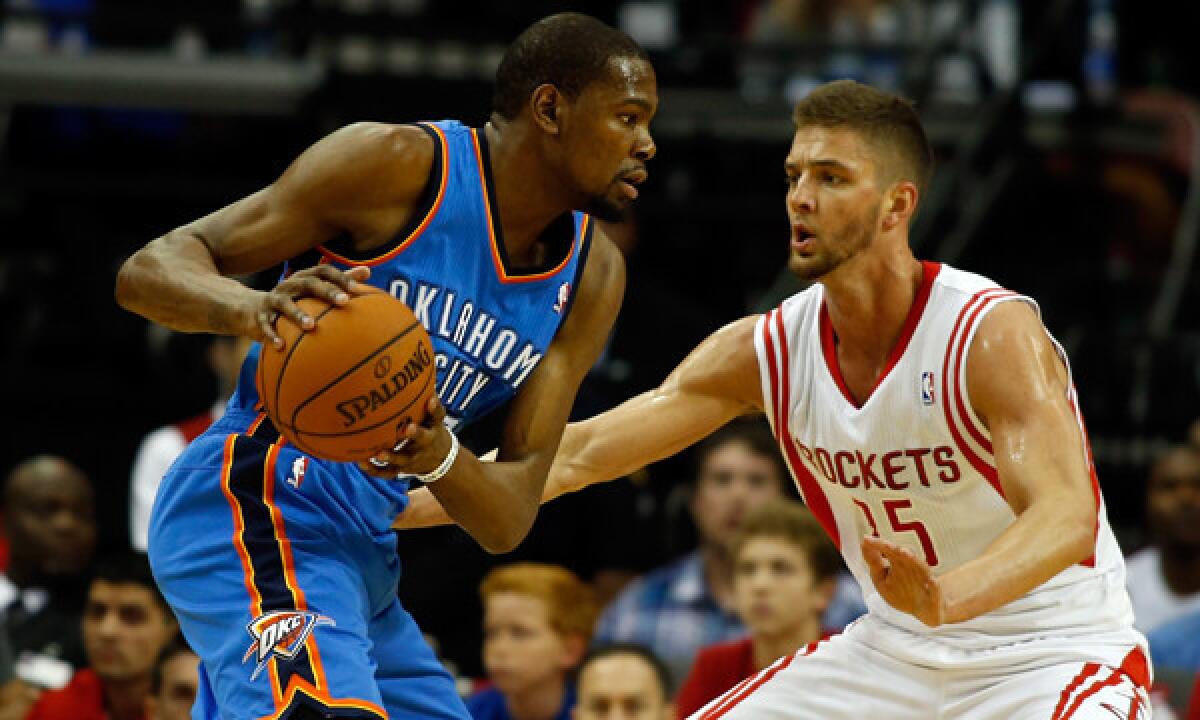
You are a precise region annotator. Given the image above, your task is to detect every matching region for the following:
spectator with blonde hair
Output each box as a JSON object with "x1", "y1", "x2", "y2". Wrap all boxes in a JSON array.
[{"x1": 468, "y1": 563, "x2": 599, "y2": 720}]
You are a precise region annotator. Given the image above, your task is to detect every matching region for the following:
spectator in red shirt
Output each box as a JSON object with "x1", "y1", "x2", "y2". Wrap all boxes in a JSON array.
[
  {"x1": 143, "y1": 635, "x2": 198, "y2": 720},
  {"x1": 26, "y1": 554, "x2": 178, "y2": 720},
  {"x1": 675, "y1": 501, "x2": 841, "y2": 718}
]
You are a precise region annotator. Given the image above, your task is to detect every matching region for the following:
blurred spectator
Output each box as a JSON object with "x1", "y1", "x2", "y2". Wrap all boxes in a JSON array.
[
  {"x1": 1125, "y1": 442, "x2": 1200, "y2": 632},
  {"x1": 1189, "y1": 674, "x2": 1200, "y2": 720},
  {"x1": 743, "y1": 0, "x2": 910, "y2": 44},
  {"x1": 27, "y1": 553, "x2": 178, "y2": 720},
  {"x1": 467, "y1": 563, "x2": 598, "y2": 720},
  {"x1": 1148, "y1": 608, "x2": 1200, "y2": 673},
  {"x1": 1, "y1": 456, "x2": 96, "y2": 680},
  {"x1": 675, "y1": 502, "x2": 839, "y2": 718},
  {"x1": 143, "y1": 635, "x2": 198, "y2": 720},
  {"x1": 573, "y1": 644, "x2": 673, "y2": 720},
  {"x1": 593, "y1": 419, "x2": 862, "y2": 685},
  {"x1": 129, "y1": 335, "x2": 251, "y2": 551}
]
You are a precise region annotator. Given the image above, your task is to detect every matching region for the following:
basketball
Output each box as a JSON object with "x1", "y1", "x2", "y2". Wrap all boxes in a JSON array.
[{"x1": 257, "y1": 286, "x2": 436, "y2": 462}]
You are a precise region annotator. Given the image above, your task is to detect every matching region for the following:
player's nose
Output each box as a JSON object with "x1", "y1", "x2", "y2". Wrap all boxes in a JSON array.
[{"x1": 634, "y1": 128, "x2": 656, "y2": 162}]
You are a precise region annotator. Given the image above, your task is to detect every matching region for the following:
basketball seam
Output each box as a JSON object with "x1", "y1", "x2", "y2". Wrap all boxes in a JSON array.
[
  {"x1": 273, "y1": 304, "x2": 340, "y2": 422},
  {"x1": 287, "y1": 320, "x2": 422, "y2": 431}
]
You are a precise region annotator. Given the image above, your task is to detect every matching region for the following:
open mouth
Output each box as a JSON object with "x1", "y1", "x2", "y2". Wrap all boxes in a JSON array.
[{"x1": 792, "y1": 224, "x2": 816, "y2": 251}]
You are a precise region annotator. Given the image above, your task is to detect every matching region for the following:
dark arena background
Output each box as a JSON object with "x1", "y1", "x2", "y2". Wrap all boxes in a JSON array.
[{"x1": 2, "y1": 0, "x2": 1199, "y2": 716}]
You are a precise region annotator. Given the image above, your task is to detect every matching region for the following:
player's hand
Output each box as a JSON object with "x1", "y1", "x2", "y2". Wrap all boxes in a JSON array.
[
  {"x1": 861, "y1": 535, "x2": 946, "y2": 627},
  {"x1": 252, "y1": 265, "x2": 371, "y2": 349},
  {"x1": 358, "y1": 395, "x2": 455, "y2": 479}
]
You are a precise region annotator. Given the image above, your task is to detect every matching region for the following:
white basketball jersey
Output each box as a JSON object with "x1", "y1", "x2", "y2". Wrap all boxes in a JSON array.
[{"x1": 754, "y1": 261, "x2": 1141, "y2": 654}]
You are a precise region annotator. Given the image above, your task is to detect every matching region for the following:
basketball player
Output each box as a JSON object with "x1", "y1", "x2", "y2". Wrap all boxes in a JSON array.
[
  {"x1": 400, "y1": 80, "x2": 1150, "y2": 718},
  {"x1": 114, "y1": 13, "x2": 656, "y2": 720}
]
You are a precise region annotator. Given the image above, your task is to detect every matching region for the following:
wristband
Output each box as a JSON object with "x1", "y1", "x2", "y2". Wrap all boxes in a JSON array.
[{"x1": 415, "y1": 431, "x2": 459, "y2": 485}]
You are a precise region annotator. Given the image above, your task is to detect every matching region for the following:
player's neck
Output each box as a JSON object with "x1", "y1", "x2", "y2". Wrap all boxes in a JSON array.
[
  {"x1": 483, "y1": 121, "x2": 575, "y2": 261},
  {"x1": 102, "y1": 674, "x2": 151, "y2": 720},
  {"x1": 504, "y1": 676, "x2": 567, "y2": 720},
  {"x1": 752, "y1": 616, "x2": 821, "y2": 671},
  {"x1": 1159, "y1": 542, "x2": 1200, "y2": 594},
  {"x1": 821, "y1": 244, "x2": 922, "y2": 365}
]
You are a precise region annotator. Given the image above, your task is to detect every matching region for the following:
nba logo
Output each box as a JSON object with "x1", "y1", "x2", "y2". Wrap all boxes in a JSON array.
[
  {"x1": 920, "y1": 372, "x2": 935, "y2": 406},
  {"x1": 552, "y1": 282, "x2": 571, "y2": 314}
]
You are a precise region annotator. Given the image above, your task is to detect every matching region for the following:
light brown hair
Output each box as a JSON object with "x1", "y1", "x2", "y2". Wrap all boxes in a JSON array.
[
  {"x1": 732, "y1": 501, "x2": 841, "y2": 582},
  {"x1": 792, "y1": 79, "x2": 933, "y2": 193}
]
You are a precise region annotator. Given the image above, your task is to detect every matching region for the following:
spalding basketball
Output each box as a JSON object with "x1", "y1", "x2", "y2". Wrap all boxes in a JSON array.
[{"x1": 257, "y1": 286, "x2": 436, "y2": 462}]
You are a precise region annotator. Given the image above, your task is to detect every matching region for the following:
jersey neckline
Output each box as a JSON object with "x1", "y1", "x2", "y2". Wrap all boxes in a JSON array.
[
  {"x1": 470, "y1": 127, "x2": 581, "y2": 284},
  {"x1": 819, "y1": 260, "x2": 942, "y2": 410}
]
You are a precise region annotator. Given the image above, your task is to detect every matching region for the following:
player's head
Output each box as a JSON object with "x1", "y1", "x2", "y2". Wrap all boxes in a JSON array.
[
  {"x1": 573, "y1": 644, "x2": 673, "y2": 720},
  {"x1": 731, "y1": 501, "x2": 840, "y2": 642},
  {"x1": 480, "y1": 563, "x2": 598, "y2": 699},
  {"x1": 83, "y1": 553, "x2": 178, "y2": 686},
  {"x1": 1146, "y1": 442, "x2": 1200, "y2": 550},
  {"x1": 2, "y1": 455, "x2": 96, "y2": 582},
  {"x1": 690, "y1": 418, "x2": 789, "y2": 554},
  {"x1": 784, "y1": 80, "x2": 933, "y2": 280},
  {"x1": 144, "y1": 635, "x2": 199, "y2": 720},
  {"x1": 492, "y1": 13, "x2": 658, "y2": 221}
]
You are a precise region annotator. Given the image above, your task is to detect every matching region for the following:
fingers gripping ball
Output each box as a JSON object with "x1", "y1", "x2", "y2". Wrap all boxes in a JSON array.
[{"x1": 257, "y1": 286, "x2": 437, "y2": 462}]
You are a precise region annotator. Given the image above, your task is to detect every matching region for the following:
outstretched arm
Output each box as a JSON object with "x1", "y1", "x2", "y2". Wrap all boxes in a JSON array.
[
  {"x1": 395, "y1": 313, "x2": 766, "y2": 530},
  {"x1": 863, "y1": 301, "x2": 1098, "y2": 626}
]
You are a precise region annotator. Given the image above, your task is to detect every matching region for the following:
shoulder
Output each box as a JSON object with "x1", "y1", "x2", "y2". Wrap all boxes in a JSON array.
[
  {"x1": 32, "y1": 670, "x2": 103, "y2": 718},
  {"x1": 278, "y1": 122, "x2": 436, "y2": 209},
  {"x1": 696, "y1": 636, "x2": 753, "y2": 664},
  {"x1": 465, "y1": 686, "x2": 507, "y2": 716},
  {"x1": 575, "y1": 221, "x2": 627, "y2": 301},
  {"x1": 612, "y1": 554, "x2": 696, "y2": 607}
]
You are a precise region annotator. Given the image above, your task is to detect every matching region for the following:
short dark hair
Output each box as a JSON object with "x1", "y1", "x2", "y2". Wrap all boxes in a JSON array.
[
  {"x1": 578, "y1": 643, "x2": 673, "y2": 699},
  {"x1": 150, "y1": 634, "x2": 196, "y2": 695},
  {"x1": 92, "y1": 552, "x2": 170, "y2": 614},
  {"x1": 693, "y1": 417, "x2": 787, "y2": 487},
  {"x1": 492, "y1": 13, "x2": 648, "y2": 121},
  {"x1": 792, "y1": 80, "x2": 934, "y2": 193}
]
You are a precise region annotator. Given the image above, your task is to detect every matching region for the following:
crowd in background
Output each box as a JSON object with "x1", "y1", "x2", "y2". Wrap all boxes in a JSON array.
[
  {"x1": 3, "y1": 0, "x2": 1200, "y2": 718},
  {"x1": 0, "y1": 389, "x2": 1198, "y2": 717}
]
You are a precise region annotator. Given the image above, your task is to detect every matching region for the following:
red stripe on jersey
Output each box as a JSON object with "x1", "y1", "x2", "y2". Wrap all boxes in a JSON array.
[
  {"x1": 701, "y1": 651, "x2": 797, "y2": 720},
  {"x1": 1052, "y1": 662, "x2": 1102, "y2": 720},
  {"x1": 1061, "y1": 669, "x2": 1124, "y2": 720},
  {"x1": 951, "y1": 290, "x2": 1018, "y2": 455},
  {"x1": 761, "y1": 309, "x2": 784, "y2": 432},
  {"x1": 940, "y1": 289, "x2": 1011, "y2": 497},
  {"x1": 770, "y1": 309, "x2": 841, "y2": 549},
  {"x1": 817, "y1": 261, "x2": 942, "y2": 409}
]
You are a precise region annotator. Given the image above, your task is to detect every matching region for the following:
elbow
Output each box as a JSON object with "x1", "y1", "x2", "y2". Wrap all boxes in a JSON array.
[
  {"x1": 1064, "y1": 510, "x2": 1097, "y2": 565},
  {"x1": 477, "y1": 509, "x2": 536, "y2": 555},
  {"x1": 114, "y1": 253, "x2": 141, "y2": 311}
]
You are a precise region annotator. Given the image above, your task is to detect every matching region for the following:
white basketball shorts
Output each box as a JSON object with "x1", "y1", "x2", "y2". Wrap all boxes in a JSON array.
[{"x1": 690, "y1": 615, "x2": 1151, "y2": 720}]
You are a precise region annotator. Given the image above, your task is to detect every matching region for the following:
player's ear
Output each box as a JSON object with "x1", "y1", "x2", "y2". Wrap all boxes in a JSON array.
[
  {"x1": 531, "y1": 84, "x2": 564, "y2": 135},
  {"x1": 881, "y1": 180, "x2": 918, "y2": 231}
]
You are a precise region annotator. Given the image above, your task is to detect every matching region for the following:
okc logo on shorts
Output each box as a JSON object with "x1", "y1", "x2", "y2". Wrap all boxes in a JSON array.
[
  {"x1": 242, "y1": 610, "x2": 334, "y2": 681},
  {"x1": 920, "y1": 371, "x2": 936, "y2": 406}
]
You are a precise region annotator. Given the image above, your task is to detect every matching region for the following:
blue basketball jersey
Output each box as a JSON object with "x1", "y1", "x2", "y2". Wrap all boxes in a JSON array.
[
  {"x1": 229, "y1": 119, "x2": 593, "y2": 432},
  {"x1": 151, "y1": 120, "x2": 596, "y2": 719}
]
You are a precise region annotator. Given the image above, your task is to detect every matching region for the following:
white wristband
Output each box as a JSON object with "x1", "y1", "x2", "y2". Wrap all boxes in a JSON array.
[{"x1": 414, "y1": 431, "x2": 459, "y2": 485}]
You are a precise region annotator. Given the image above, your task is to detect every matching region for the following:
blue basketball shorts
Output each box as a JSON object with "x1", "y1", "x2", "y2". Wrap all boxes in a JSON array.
[{"x1": 148, "y1": 411, "x2": 469, "y2": 720}]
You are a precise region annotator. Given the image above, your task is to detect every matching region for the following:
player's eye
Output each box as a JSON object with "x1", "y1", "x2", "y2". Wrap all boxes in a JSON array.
[{"x1": 619, "y1": 113, "x2": 637, "y2": 126}]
